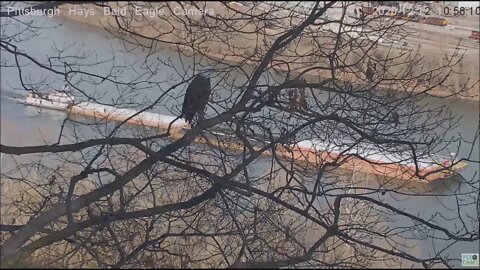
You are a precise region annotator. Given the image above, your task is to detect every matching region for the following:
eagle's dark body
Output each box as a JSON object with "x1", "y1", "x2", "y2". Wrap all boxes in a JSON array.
[
  {"x1": 391, "y1": 111, "x2": 400, "y2": 127},
  {"x1": 365, "y1": 61, "x2": 377, "y2": 81},
  {"x1": 181, "y1": 73, "x2": 212, "y2": 124},
  {"x1": 366, "y1": 65, "x2": 374, "y2": 81}
]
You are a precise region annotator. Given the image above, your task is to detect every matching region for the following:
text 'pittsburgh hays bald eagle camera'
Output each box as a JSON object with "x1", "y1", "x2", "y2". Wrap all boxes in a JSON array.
[{"x1": 181, "y1": 71, "x2": 212, "y2": 125}]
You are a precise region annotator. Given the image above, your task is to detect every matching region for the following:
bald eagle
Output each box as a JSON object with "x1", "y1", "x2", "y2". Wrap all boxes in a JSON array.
[
  {"x1": 391, "y1": 111, "x2": 400, "y2": 127},
  {"x1": 181, "y1": 72, "x2": 212, "y2": 125},
  {"x1": 366, "y1": 65, "x2": 374, "y2": 81}
]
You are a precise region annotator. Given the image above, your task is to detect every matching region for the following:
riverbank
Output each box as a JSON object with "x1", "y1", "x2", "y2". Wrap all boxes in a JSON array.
[{"x1": 56, "y1": 2, "x2": 479, "y2": 102}]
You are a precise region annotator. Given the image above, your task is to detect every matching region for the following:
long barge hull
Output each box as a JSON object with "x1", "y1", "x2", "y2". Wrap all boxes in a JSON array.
[{"x1": 16, "y1": 99, "x2": 469, "y2": 182}]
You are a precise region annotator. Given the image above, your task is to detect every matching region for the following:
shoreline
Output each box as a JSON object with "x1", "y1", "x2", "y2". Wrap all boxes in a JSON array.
[{"x1": 56, "y1": 6, "x2": 479, "y2": 102}]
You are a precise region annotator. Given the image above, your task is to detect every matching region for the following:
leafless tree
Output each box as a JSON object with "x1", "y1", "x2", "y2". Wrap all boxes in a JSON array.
[{"x1": 1, "y1": 1, "x2": 479, "y2": 268}]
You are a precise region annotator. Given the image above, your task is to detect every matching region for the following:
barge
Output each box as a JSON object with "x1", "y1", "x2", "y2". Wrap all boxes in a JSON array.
[
  {"x1": 13, "y1": 91, "x2": 468, "y2": 182},
  {"x1": 12, "y1": 91, "x2": 74, "y2": 111}
]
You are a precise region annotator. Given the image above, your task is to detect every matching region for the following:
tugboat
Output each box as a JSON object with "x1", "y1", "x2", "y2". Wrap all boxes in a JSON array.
[{"x1": 13, "y1": 84, "x2": 74, "y2": 111}]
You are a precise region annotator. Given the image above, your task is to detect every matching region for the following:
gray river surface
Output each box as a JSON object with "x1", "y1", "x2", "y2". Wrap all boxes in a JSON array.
[{"x1": 1, "y1": 15, "x2": 479, "y2": 267}]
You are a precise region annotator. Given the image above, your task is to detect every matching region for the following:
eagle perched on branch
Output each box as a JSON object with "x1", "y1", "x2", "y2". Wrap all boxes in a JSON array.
[
  {"x1": 181, "y1": 70, "x2": 212, "y2": 125},
  {"x1": 365, "y1": 61, "x2": 376, "y2": 81}
]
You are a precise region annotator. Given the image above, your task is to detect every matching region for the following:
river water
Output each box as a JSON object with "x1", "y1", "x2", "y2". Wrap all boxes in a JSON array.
[{"x1": 1, "y1": 15, "x2": 478, "y2": 267}]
